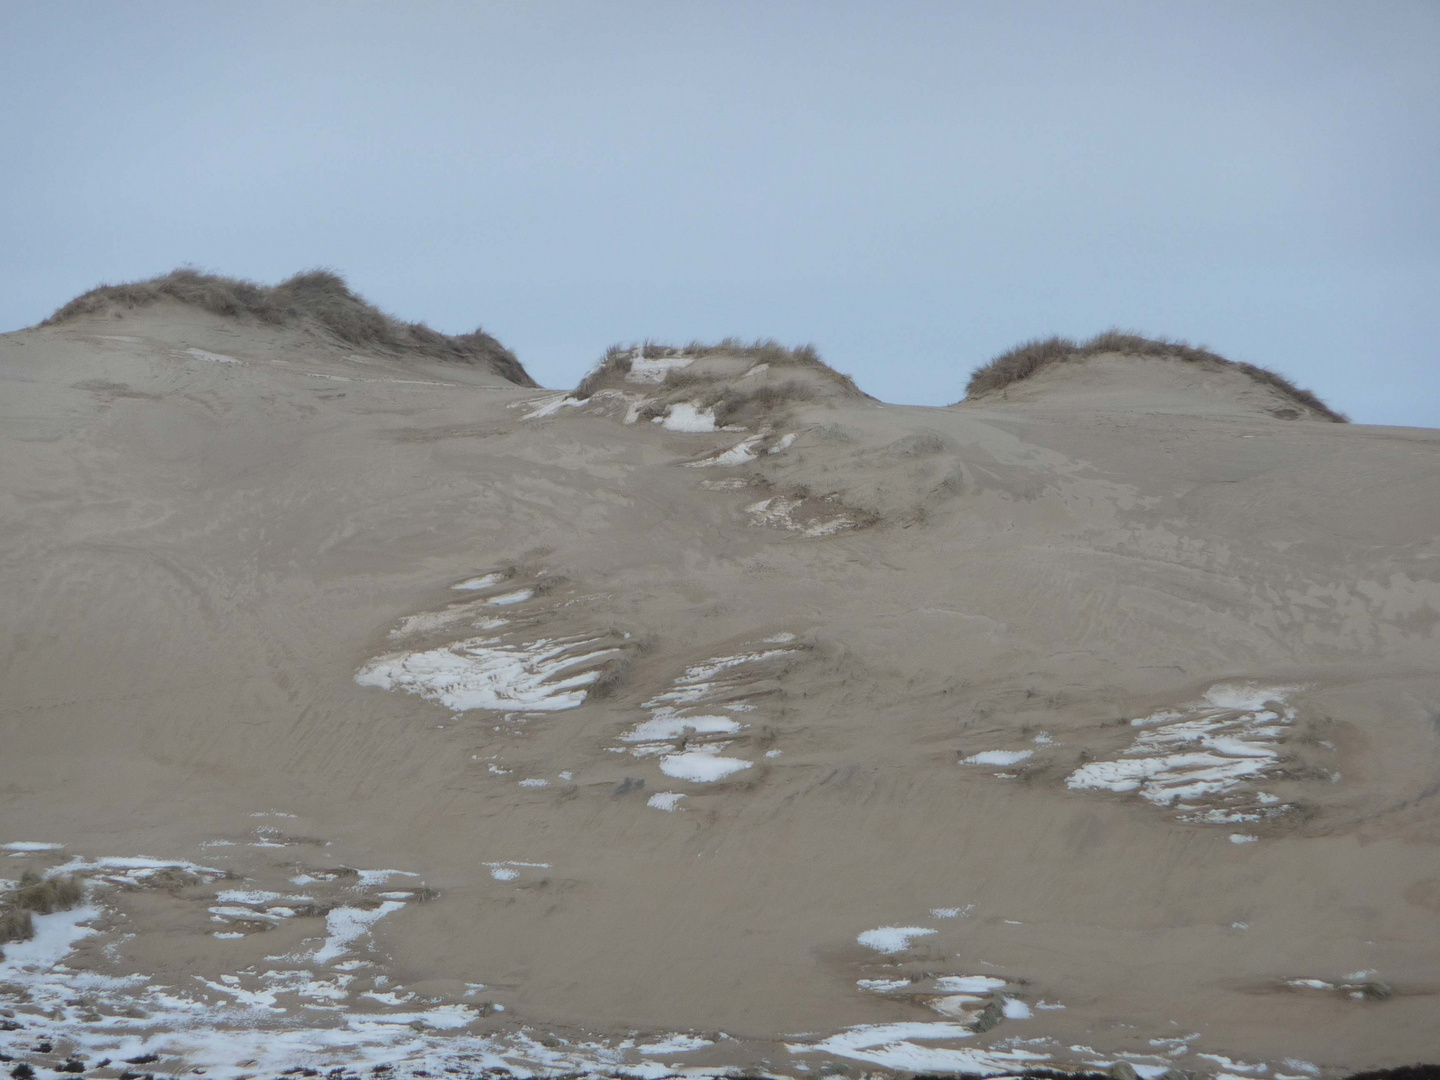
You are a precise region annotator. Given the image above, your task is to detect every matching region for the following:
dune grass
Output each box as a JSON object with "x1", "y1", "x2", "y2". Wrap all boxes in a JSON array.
[
  {"x1": 964, "y1": 329, "x2": 1347, "y2": 422},
  {"x1": 575, "y1": 338, "x2": 869, "y2": 402},
  {"x1": 43, "y1": 267, "x2": 535, "y2": 386}
]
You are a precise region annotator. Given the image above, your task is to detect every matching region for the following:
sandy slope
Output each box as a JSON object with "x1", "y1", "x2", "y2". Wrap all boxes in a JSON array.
[{"x1": 1, "y1": 310, "x2": 1438, "y2": 1077}]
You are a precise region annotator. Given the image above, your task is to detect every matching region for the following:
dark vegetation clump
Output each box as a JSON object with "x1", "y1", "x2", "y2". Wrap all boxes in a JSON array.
[
  {"x1": 964, "y1": 329, "x2": 1347, "y2": 422},
  {"x1": 43, "y1": 267, "x2": 535, "y2": 386}
]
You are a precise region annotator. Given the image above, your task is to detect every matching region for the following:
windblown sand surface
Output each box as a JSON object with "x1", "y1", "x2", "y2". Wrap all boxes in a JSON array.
[{"x1": 2, "y1": 306, "x2": 1437, "y2": 1078}]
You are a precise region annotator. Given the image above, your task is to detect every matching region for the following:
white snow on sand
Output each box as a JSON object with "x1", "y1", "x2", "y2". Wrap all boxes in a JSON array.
[
  {"x1": 685, "y1": 435, "x2": 763, "y2": 467},
  {"x1": 1067, "y1": 683, "x2": 1302, "y2": 821},
  {"x1": 963, "y1": 750, "x2": 1033, "y2": 767},
  {"x1": 313, "y1": 902, "x2": 407, "y2": 964},
  {"x1": 356, "y1": 635, "x2": 616, "y2": 712},
  {"x1": 646, "y1": 792, "x2": 686, "y2": 811},
  {"x1": 787, "y1": 1023, "x2": 1050, "y2": 1075},
  {"x1": 0, "y1": 904, "x2": 101, "y2": 973},
  {"x1": 659, "y1": 748, "x2": 752, "y2": 782},
  {"x1": 522, "y1": 394, "x2": 584, "y2": 419},
  {"x1": 654, "y1": 403, "x2": 718, "y2": 432},
  {"x1": 746, "y1": 496, "x2": 857, "y2": 537},
  {"x1": 857, "y1": 926, "x2": 937, "y2": 954},
  {"x1": 621, "y1": 714, "x2": 742, "y2": 742},
  {"x1": 2, "y1": 841, "x2": 63, "y2": 853}
]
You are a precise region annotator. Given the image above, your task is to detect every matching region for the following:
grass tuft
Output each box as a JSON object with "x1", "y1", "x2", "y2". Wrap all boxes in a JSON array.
[
  {"x1": 41, "y1": 267, "x2": 535, "y2": 386},
  {"x1": 963, "y1": 329, "x2": 1346, "y2": 422}
]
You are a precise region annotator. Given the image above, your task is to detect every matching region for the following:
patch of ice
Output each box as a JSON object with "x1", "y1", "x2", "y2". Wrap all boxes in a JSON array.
[
  {"x1": 518, "y1": 778, "x2": 548, "y2": 788},
  {"x1": 452, "y1": 573, "x2": 505, "y2": 591},
  {"x1": 654, "y1": 403, "x2": 718, "y2": 432},
  {"x1": 659, "y1": 749, "x2": 752, "y2": 783},
  {"x1": 765, "y1": 749, "x2": 782, "y2": 758},
  {"x1": 356, "y1": 634, "x2": 616, "y2": 712},
  {"x1": 186, "y1": 347, "x2": 238, "y2": 364},
  {"x1": 2, "y1": 841, "x2": 64, "y2": 852},
  {"x1": 312, "y1": 902, "x2": 406, "y2": 964},
  {"x1": 963, "y1": 750, "x2": 1033, "y2": 767},
  {"x1": 1230, "y1": 834, "x2": 1258, "y2": 844},
  {"x1": 769, "y1": 433, "x2": 797, "y2": 453},
  {"x1": 647, "y1": 792, "x2": 686, "y2": 812},
  {"x1": 930, "y1": 906, "x2": 967, "y2": 919},
  {"x1": 488, "y1": 588, "x2": 534, "y2": 606},
  {"x1": 857, "y1": 926, "x2": 937, "y2": 954},
  {"x1": 522, "y1": 394, "x2": 584, "y2": 420}
]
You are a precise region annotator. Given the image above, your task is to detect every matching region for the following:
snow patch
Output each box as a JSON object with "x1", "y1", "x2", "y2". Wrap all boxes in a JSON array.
[
  {"x1": 963, "y1": 750, "x2": 1033, "y2": 767},
  {"x1": 522, "y1": 395, "x2": 584, "y2": 419},
  {"x1": 356, "y1": 634, "x2": 616, "y2": 712},
  {"x1": 659, "y1": 749, "x2": 752, "y2": 783},
  {"x1": 1067, "y1": 683, "x2": 1302, "y2": 823},
  {"x1": 857, "y1": 926, "x2": 937, "y2": 954},
  {"x1": 654, "y1": 403, "x2": 718, "y2": 432}
]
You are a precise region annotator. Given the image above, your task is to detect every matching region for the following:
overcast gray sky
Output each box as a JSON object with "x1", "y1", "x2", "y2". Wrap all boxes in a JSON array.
[{"x1": 3, "y1": 2, "x2": 1437, "y2": 425}]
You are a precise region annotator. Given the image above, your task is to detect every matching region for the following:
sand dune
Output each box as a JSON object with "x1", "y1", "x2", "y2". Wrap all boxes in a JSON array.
[{"x1": 2, "y1": 294, "x2": 1437, "y2": 1078}]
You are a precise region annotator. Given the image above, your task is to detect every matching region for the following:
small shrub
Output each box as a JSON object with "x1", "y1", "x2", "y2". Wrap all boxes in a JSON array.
[
  {"x1": 0, "y1": 907, "x2": 35, "y2": 945},
  {"x1": 10, "y1": 874, "x2": 84, "y2": 914}
]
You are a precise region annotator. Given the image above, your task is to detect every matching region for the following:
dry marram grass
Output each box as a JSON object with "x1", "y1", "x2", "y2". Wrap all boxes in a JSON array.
[
  {"x1": 964, "y1": 329, "x2": 1347, "y2": 422},
  {"x1": 44, "y1": 268, "x2": 535, "y2": 387}
]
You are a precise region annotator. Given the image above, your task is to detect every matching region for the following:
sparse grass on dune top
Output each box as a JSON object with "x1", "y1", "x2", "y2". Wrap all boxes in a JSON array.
[
  {"x1": 42, "y1": 267, "x2": 535, "y2": 386},
  {"x1": 964, "y1": 329, "x2": 1347, "y2": 422},
  {"x1": 575, "y1": 337, "x2": 871, "y2": 401}
]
